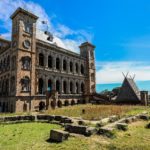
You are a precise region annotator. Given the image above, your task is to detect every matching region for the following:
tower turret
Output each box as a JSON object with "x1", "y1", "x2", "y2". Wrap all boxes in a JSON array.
[{"x1": 79, "y1": 42, "x2": 96, "y2": 94}]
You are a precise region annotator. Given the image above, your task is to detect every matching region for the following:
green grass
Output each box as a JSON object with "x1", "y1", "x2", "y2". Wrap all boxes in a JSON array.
[
  {"x1": 108, "y1": 121, "x2": 150, "y2": 150},
  {"x1": 47, "y1": 104, "x2": 150, "y2": 120},
  {"x1": 0, "y1": 121, "x2": 150, "y2": 150},
  {"x1": 0, "y1": 122, "x2": 90, "y2": 150}
]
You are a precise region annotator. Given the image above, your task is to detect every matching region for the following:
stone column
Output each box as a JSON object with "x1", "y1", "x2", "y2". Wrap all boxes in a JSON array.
[
  {"x1": 60, "y1": 78, "x2": 63, "y2": 94},
  {"x1": 67, "y1": 59, "x2": 70, "y2": 73},
  {"x1": 45, "y1": 75, "x2": 48, "y2": 92},
  {"x1": 45, "y1": 52, "x2": 48, "y2": 68},
  {"x1": 60, "y1": 56, "x2": 63, "y2": 72},
  {"x1": 53, "y1": 54, "x2": 56, "y2": 70},
  {"x1": 67, "y1": 78, "x2": 70, "y2": 94},
  {"x1": 73, "y1": 80, "x2": 76, "y2": 94},
  {"x1": 53, "y1": 77, "x2": 56, "y2": 91},
  {"x1": 78, "y1": 63, "x2": 81, "y2": 75},
  {"x1": 79, "y1": 81, "x2": 81, "y2": 94}
]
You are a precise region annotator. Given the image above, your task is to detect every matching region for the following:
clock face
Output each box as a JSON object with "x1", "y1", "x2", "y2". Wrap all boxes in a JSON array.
[{"x1": 23, "y1": 40, "x2": 31, "y2": 49}]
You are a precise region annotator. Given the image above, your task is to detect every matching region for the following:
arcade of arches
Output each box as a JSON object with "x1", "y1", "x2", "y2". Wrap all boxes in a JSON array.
[{"x1": 38, "y1": 77, "x2": 85, "y2": 94}]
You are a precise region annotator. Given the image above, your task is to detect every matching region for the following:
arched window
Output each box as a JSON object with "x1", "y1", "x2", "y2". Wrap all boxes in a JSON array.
[
  {"x1": 11, "y1": 56, "x2": 16, "y2": 70},
  {"x1": 38, "y1": 78, "x2": 44, "y2": 94},
  {"x1": 81, "y1": 64, "x2": 84, "y2": 75},
  {"x1": 7, "y1": 56, "x2": 10, "y2": 70},
  {"x1": 1, "y1": 80, "x2": 5, "y2": 96},
  {"x1": 70, "y1": 62, "x2": 73, "y2": 72},
  {"x1": 5, "y1": 79, "x2": 9, "y2": 96},
  {"x1": 21, "y1": 56, "x2": 31, "y2": 70},
  {"x1": 0, "y1": 81, "x2": 2, "y2": 95},
  {"x1": 76, "y1": 82, "x2": 79, "y2": 94},
  {"x1": 39, "y1": 53, "x2": 44, "y2": 66},
  {"x1": 23, "y1": 103, "x2": 27, "y2": 112},
  {"x1": 11, "y1": 76, "x2": 15, "y2": 92},
  {"x1": 81, "y1": 83, "x2": 85, "y2": 93},
  {"x1": 56, "y1": 80, "x2": 60, "y2": 93},
  {"x1": 63, "y1": 81, "x2": 67, "y2": 94},
  {"x1": 70, "y1": 81, "x2": 73, "y2": 94},
  {"x1": 3, "y1": 58, "x2": 6, "y2": 69},
  {"x1": 0, "y1": 60, "x2": 2, "y2": 72},
  {"x1": 21, "y1": 76, "x2": 30, "y2": 92},
  {"x1": 48, "y1": 79, "x2": 52, "y2": 91},
  {"x1": 63, "y1": 59, "x2": 67, "y2": 71},
  {"x1": 39, "y1": 101, "x2": 45, "y2": 111},
  {"x1": 24, "y1": 22, "x2": 32, "y2": 34},
  {"x1": 48, "y1": 55, "x2": 52, "y2": 68},
  {"x1": 56, "y1": 58, "x2": 60, "y2": 70},
  {"x1": 75, "y1": 63, "x2": 78, "y2": 73}
]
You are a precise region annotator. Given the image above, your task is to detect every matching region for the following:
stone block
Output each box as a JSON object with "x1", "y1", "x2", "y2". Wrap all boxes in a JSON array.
[
  {"x1": 61, "y1": 117, "x2": 73, "y2": 124},
  {"x1": 55, "y1": 115, "x2": 62, "y2": 121},
  {"x1": 4, "y1": 116, "x2": 18, "y2": 121},
  {"x1": 65, "y1": 124, "x2": 87, "y2": 135},
  {"x1": 86, "y1": 127, "x2": 97, "y2": 136},
  {"x1": 78, "y1": 120, "x2": 86, "y2": 125},
  {"x1": 21, "y1": 115, "x2": 35, "y2": 121},
  {"x1": 146, "y1": 122, "x2": 150, "y2": 129},
  {"x1": 50, "y1": 129, "x2": 69, "y2": 142},
  {"x1": 125, "y1": 117, "x2": 133, "y2": 124},
  {"x1": 139, "y1": 115, "x2": 149, "y2": 120},
  {"x1": 37, "y1": 115, "x2": 54, "y2": 121},
  {"x1": 109, "y1": 115, "x2": 118, "y2": 123},
  {"x1": 98, "y1": 127, "x2": 115, "y2": 138},
  {"x1": 116, "y1": 123, "x2": 128, "y2": 131}
]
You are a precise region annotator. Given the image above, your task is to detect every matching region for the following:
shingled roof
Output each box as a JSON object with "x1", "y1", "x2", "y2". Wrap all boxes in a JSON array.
[{"x1": 116, "y1": 77, "x2": 141, "y2": 103}]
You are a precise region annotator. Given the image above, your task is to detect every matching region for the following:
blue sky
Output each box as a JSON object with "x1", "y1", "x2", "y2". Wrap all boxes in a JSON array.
[{"x1": 0, "y1": 0, "x2": 150, "y2": 91}]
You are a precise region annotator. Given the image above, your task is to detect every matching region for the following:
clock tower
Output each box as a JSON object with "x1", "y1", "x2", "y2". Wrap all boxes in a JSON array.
[
  {"x1": 10, "y1": 7, "x2": 38, "y2": 104},
  {"x1": 80, "y1": 42, "x2": 96, "y2": 95}
]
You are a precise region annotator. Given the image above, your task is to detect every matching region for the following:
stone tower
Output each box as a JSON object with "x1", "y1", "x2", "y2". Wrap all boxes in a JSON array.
[
  {"x1": 10, "y1": 7, "x2": 38, "y2": 111},
  {"x1": 79, "y1": 42, "x2": 96, "y2": 95}
]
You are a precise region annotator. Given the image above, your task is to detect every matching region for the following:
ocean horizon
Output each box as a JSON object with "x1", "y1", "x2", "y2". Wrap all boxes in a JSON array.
[{"x1": 96, "y1": 80, "x2": 150, "y2": 92}]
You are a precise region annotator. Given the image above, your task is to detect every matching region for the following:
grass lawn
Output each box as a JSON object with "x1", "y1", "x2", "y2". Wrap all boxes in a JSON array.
[
  {"x1": 0, "y1": 121, "x2": 150, "y2": 150},
  {"x1": 47, "y1": 104, "x2": 150, "y2": 120}
]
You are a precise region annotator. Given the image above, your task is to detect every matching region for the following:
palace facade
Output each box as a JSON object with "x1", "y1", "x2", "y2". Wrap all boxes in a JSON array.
[{"x1": 0, "y1": 7, "x2": 96, "y2": 112}]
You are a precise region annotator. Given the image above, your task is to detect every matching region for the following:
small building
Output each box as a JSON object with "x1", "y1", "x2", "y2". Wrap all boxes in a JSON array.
[{"x1": 116, "y1": 77, "x2": 141, "y2": 104}]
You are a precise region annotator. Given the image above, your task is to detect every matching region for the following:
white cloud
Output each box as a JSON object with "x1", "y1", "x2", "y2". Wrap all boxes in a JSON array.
[
  {"x1": 96, "y1": 61, "x2": 150, "y2": 84},
  {"x1": 0, "y1": 0, "x2": 93, "y2": 52}
]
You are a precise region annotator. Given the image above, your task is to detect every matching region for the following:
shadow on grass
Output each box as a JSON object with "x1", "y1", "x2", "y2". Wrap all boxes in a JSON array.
[{"x1": 46, "y1": 138, "x2": 63, "y2": 144}]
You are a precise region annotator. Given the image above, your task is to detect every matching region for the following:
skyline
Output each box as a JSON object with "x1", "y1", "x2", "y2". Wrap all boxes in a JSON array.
[{"x1": 0, "y1": 0, "x2": 150, "y2": 90}]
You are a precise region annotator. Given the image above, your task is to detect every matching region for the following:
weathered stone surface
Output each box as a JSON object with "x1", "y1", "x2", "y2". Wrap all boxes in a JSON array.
[
  {"x1": 61, "y1": 117, "x2": 73, "y2": 124},
  {"x1": 101, "y1": 118, "x2": 110, "y2": 124},
  {"x1": 65, "y1": 124, "x2": 87, "y2": 135},
  {"x1": 146, "y1": 122, "x2": 150, "y2": 129},
  {"x1": 98, "y1": 127, "x2": 115, "y2": 138},
  {"x1": 86, "y1": 127, "x2": 97, "y2": 136},
  {"x1": 37, "y1": 115, "x2": 54, "y2": 121},
  {"x1": 0, "y1": 117, "x2": 4, "y2": 122},
  {"x1": 4, "y1": 115, "x2": 35, "y2": 122},
  {"x1": 116, "y1": 123, "x2": 128, "y2": 131},
  {"x1": 109, "y1": 115, "x2": 118, "y2": 123},
  {"x1": 50, "y1": 129, "x2": 70, "y2": 142},
  {"x1": 139, "y1": 115, "x2": 149, "y2": 120},
  {"x1": 125, "y1": 117, "x2": 133, "y2": 124},
  {"x1": 55, "y1": 115, "x2": 63, "y2": 121},
  {"x1": 78, "y1": 120, "x2": 86, "y2": 125},
  {"x1": 21, "y1": 115, "x2": 35, "y2": 121}
]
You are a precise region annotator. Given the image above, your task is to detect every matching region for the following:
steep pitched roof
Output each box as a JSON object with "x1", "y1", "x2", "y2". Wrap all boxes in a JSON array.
[{"x1": 116, "y1": 77, "x2": 141, "y2": 103}]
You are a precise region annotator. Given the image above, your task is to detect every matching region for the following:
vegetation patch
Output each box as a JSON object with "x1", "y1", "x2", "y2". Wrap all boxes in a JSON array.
[{"x1": 47, "y1": 104, "x2": 150, "y2": 120}]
